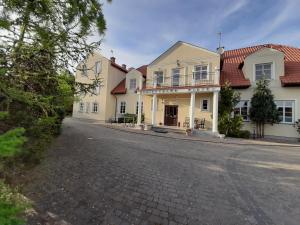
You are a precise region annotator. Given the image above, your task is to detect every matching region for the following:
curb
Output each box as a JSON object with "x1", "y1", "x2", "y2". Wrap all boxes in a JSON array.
[{"x1": 97, "y1": 124, "x2": 300, "y2": 148}]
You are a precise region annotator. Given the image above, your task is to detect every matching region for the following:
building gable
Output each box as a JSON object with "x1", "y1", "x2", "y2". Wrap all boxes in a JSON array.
[{"x1": 149, "y1": 41, "x2": 219, "y2": 67}]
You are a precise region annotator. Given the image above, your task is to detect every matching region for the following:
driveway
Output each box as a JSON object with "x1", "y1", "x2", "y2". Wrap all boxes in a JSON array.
[{"x1": 24, "y1": 118, "x2": 300, "y2": 225}]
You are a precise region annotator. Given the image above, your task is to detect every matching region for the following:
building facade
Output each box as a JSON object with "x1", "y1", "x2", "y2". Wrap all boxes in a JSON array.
[
  {"x1": 111, "y1": 66, "x2": 147, "y2": 120},
  {"x1": 140, "y1": 41, "x2": 221, "y2": 132},
  {"x1": 221, "y1": 44, "x2": 300, "y2": 138},
  {"x1": 72, "y1": 52, "x2": 128, "y2": 121}
]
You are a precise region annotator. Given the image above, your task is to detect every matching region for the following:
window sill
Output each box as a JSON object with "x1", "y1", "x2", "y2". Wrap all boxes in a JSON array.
[{"x1": 277, "y1": 122, "x2": 294, "y2": 125}]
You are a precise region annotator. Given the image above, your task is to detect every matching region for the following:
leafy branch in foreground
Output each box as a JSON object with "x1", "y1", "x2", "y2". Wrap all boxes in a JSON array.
[{"x1": 0, "y1": 0, "x2": 111, "y2": 164}]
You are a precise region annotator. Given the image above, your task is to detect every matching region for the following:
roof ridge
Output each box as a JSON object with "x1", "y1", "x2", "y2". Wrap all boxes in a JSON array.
[{"x1": 225, "y1": 43, "x2": 300, "y2": 53}]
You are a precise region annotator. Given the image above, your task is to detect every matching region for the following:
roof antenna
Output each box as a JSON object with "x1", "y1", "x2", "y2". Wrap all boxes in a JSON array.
[
  {"x1": 217, "y1": 32, "x2": 224, "y2": 54},
  {"x1": 218, "y1": 32, "x2": 222, "y2": 48},
  {"x1": 110, "y1": 49, "x2": 114, "y2": 57}
]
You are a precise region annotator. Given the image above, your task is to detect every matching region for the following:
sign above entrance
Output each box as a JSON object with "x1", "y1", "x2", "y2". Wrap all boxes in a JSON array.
[{"x1": 142, "y1": 87, "x2": 220, "y2": 95}]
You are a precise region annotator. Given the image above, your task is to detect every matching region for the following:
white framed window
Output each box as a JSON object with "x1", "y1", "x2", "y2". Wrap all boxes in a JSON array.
[
  {"x1": 154, "y1": 71, "x2": 164, "y2": 86},
  {"x1": 255, "y1": 63, "x2": 272, "y2": 80},
  {"x1": 130, "y1": 79, "x2": 137, "y2": 90},
  {"x1": 234, "y1": 100, "x2": 250, "y2": 121},
  {"x1": 95, "y1": 61, "x2": 102, "y2": 74},
  {"x1": 93, "y1": 85, "x2": 100, "y2": 95},
  {"x1": 92, "y1": 102, "x2": 99, "y2": 113},
  {"x1": 201, "y1": 99, "x2": 209, "y2": 111},
  {"x1": 120, "y1": 101, "x2": 126, "y2": 114},
  {"x1": 275, "y1": 100, "x2": 295, "y2": 123},
  {"x1": 85, "y1": 102, "x2": 90, "y2": 113},
  {"x1": 79, "y1": 102, "x2": 84, "y2": 112},
  {"x1": 82, "y1": 64, "x2": 87, "y2": 76},
  {"x1": 172, "y1": 68, "x2": 180, "y2": 86},
  {"x1": 136, "y1": 101, "x2": 143, "y2": 114},
  {"x1": 194, "y1": 65, "x2": 208, "y2": 80}
]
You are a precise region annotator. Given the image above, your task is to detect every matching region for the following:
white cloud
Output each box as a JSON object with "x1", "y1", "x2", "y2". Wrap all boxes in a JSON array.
[
  {"x1": 100, "y1": 43, "x2": 156, "y2": 68},
  {"x1": 222, "y1": 0, "x2": 249, "y2": 18}
]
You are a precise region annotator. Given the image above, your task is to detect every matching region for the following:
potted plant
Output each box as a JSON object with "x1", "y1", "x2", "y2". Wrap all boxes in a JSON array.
[{"x1": 186, "y1": 128, "x2": 192, "y2": 136}]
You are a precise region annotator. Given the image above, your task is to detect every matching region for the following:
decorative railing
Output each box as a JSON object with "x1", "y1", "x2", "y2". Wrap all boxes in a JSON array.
[{"x1": 145, "y1": 72, "x2": 219, "y2": 89}]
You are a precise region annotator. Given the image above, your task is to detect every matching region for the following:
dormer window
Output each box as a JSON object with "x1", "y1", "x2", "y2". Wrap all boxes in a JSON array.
[
  {"x1": 129, "y1": 79, "x2": 137, "y2": 90},
  {"x1": 255, "y1": 63, "x2": 272, "y2": 80}
]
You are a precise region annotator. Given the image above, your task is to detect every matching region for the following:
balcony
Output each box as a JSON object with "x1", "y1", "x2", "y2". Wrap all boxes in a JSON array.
[{"x1": 144, "y1": 71, "x2": 219, "y2": 90}]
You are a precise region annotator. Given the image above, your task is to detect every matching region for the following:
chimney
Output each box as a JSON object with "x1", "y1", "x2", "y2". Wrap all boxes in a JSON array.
[
  {"x1": 110, "y1": 57, "x2": 116, "y2": 63},
  {"x1": 217, "y1": 46, "x2": 225, "y2": 55},
  {"x1": 122, "y1": 64, "x2": 126, "y2": 69}
]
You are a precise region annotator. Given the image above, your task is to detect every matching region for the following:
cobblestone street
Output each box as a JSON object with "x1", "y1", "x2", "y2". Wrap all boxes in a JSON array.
[{"x1": 24, "y1": 118, "x2": 300, "y2": 225}]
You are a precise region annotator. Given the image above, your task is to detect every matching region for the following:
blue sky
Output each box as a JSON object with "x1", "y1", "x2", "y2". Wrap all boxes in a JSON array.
[{"x1": 92, "y1": 0, "x2": 300, "y2": 67}]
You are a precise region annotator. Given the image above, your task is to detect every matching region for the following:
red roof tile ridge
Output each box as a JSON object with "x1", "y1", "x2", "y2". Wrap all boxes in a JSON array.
[
  {"x1": 225, "y1": 43, "x2": 300, "y2": 53},
  {"x1": 111, "y1": 78, "x2": 127, "y2": 94}
]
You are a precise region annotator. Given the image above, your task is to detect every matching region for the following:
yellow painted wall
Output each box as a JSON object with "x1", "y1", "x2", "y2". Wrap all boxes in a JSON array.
[
  {"x1": 143, "y1": 42, "x2": 220, "y2": 129},
  {"x1": 115, "y1": 69, "x2": 145, "y2": 117},
  {"x1": 72, "y1": 52, "x2": 126, "y2": 121},
  {"x1": 144, "y1": 93, "x2": 213, "y2": 129},
  {"x1": 105, "y1": 65, "x2": 127, "y2": 120},
  {"x1": 238, "y1": 48, "x2": 300, "y2": 138},
  {"x1": 147, "y1": 42, "x2": 220, "y2": 87}
]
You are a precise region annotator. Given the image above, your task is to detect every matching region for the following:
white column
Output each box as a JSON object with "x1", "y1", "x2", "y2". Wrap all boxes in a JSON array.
[
  {"x1": 137, "y1": 76, "x2": 143, "y2": 125},
  {"x1": 151, "y1": 94, "x2": 157, "y2": 126},
  {"x1": 189, "y1": 92, "x2": 195, "y2": 129},
  {"x1": 212, "y1": 91, "x2": 219, "y2": 133},
  {"x1": 137, "y1": 93, "x2": 142, "y2": 125}
]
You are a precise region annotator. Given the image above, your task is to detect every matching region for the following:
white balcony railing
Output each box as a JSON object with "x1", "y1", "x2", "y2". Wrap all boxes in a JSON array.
[{"x1": 145, "y1": 72, "x2": 219, "y2": 89}]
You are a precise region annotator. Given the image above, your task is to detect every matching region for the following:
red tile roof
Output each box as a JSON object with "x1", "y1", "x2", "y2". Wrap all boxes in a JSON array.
[
  {"x1": 111, "y1": 65, "x2": 147, "y2": 95},
  {"x1": 111, "y1": 79, "x2": 126, "y2": 94},
  {"x1": 136, "y1": 65, "x2": 148, "y2": 77},
  {"x1": 111, "y1": 62, "x2": 128, "y2": 73},
  {"x1": 221, "y1": 44, "x2": 300, "y2": 87}
]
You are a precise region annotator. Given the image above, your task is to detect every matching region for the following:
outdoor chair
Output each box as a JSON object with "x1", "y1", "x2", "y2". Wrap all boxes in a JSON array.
[
  {"x1": 199, "y1": 118, "x2": 205, "y2": 129},
  {"x1": 183, "y1": 117, "x2": 190, "y2": 128},
  {"x1": 194, "y1": 118, "x2": 200, "y2": 129}
]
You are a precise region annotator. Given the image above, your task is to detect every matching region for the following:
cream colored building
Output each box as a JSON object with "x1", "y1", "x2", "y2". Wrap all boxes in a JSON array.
[
  {"x1": 72, "y1": 52, "x2": 128, "y2": 122},
  {"x1": 111, "y1": 66, "x2": 147, "y2": 120},
  {"x1": 221, "y1": 44, "x2": 300, "y2": 138},
  {"x1": 140, "y1": 41, "x2": 221, "y2": 132}
]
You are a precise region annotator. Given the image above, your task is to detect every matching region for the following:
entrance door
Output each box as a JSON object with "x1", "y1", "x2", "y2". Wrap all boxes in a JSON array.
[{"x1": 164, "y1": 105, "x2": 178, "y2": 126}]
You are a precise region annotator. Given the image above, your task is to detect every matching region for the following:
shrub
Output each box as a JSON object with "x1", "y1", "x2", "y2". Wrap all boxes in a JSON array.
[
  {"x1": 218, "y1": 113, "x2": 243, "y2": 137},
  {"x1": 23, "y1": 116, "x2": 61, "y2": 164},
  {"x1": 118, "y1": 114, "x2": 144, "y2": 123},
  {"x1": 218, "y1": 82, "x2": 243, "y2": 137},
  {"x1": 0, "y1": 128, "x2": 27, "y2": 158},
  {"x1": 0, "y1": 181, "x2": 29, "y2": 225},
  {"x1": 237, "y1": 130, "x2": 251, "y2": 139},
  {"x1": 0, "y1": 112, "x2": 9, "y2": 120}
]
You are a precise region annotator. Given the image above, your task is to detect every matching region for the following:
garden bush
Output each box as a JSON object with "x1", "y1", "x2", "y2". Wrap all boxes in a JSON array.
[
  {"x1": 118, "y1": 114, "x2": 145, "y2": 123},
  {"x1": 0, "y1": 181, "x2": 29, "y2": 225}
]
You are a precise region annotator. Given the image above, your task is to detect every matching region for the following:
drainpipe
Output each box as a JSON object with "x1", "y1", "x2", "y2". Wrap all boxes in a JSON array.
[{"x1": 113, "y1": 95, "x2": 118, "y2": 122}]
